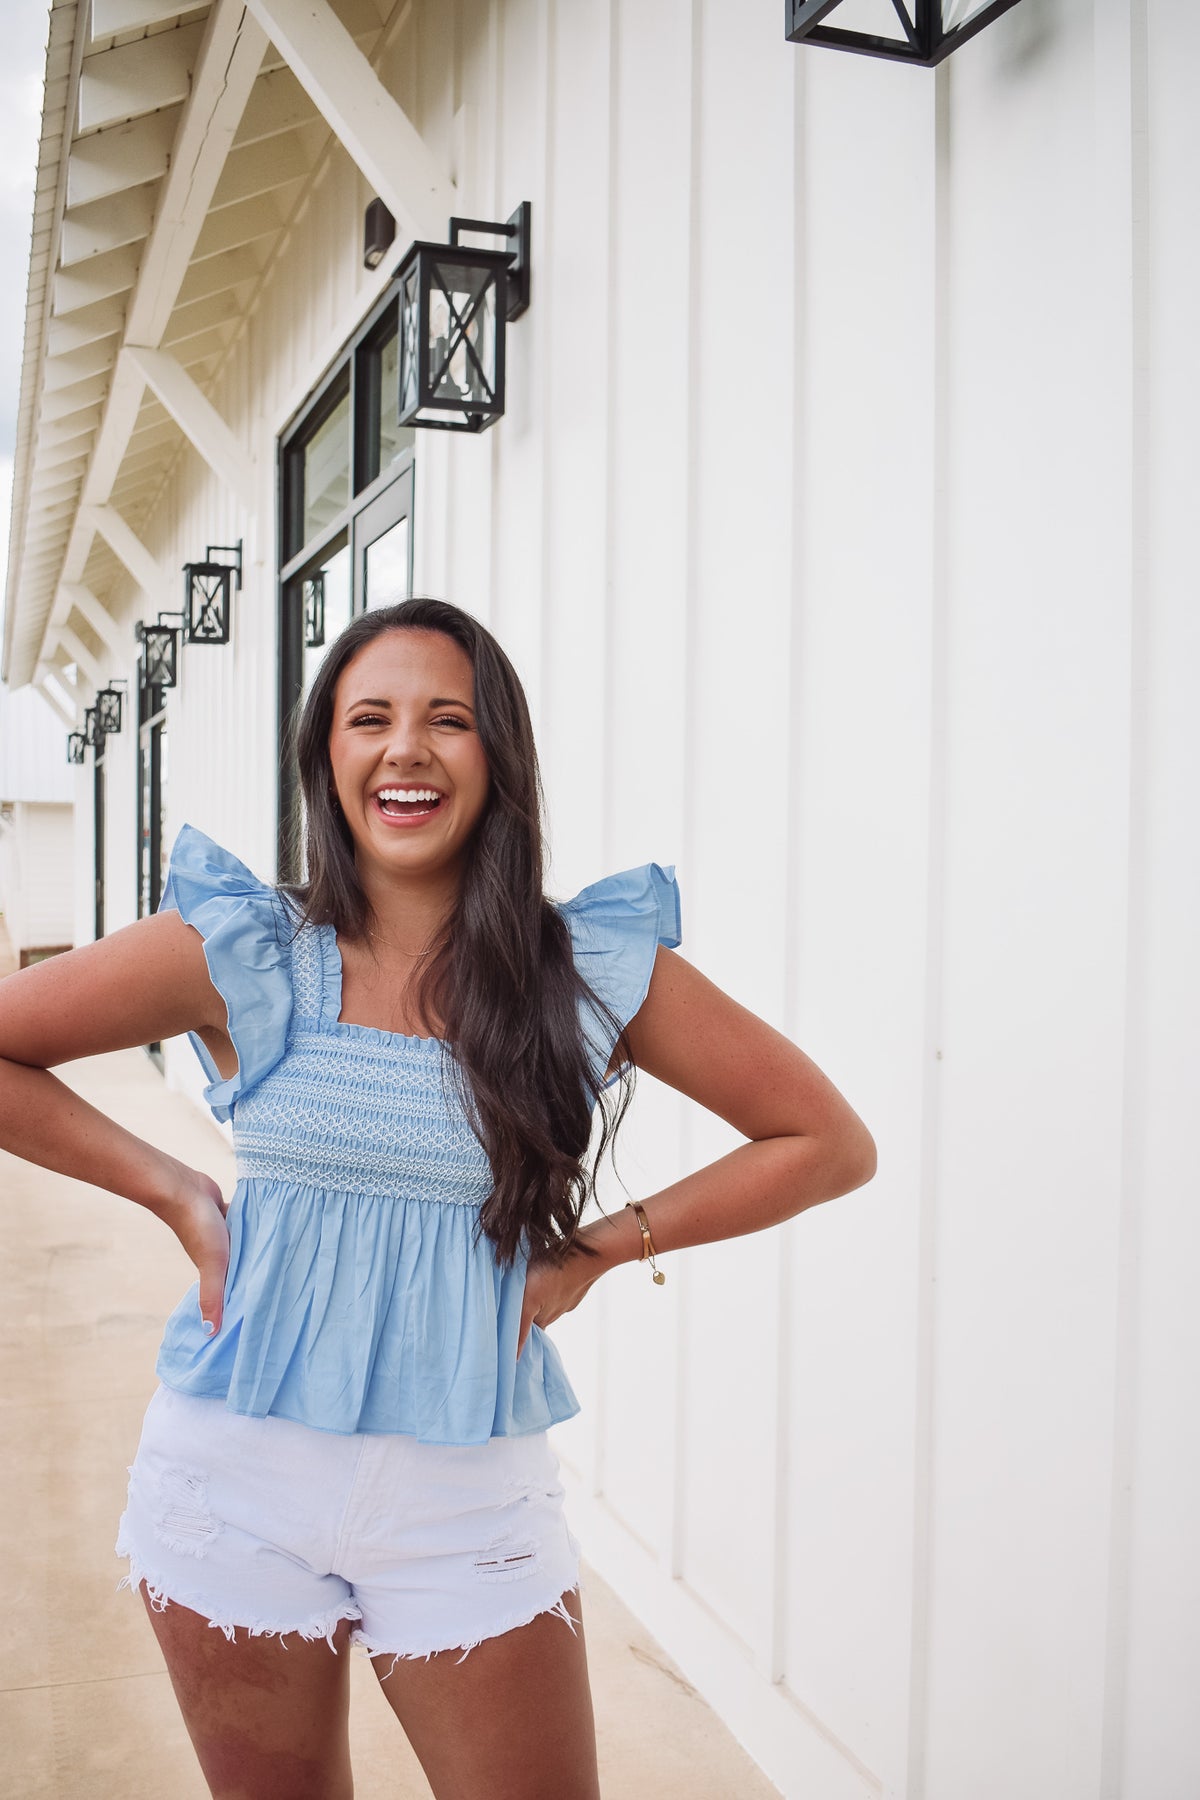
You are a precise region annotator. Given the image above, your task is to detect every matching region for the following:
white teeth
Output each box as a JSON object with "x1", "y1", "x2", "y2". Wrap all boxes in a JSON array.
[{"x1": 376, "y1": 787, "x2": 441, "y2": 803}]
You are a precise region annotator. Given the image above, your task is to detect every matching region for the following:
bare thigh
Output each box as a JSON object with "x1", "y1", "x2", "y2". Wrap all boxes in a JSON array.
[
  {"x1": 371, "y1": 1585, "x2": 600, "y2": 1800},
  {"x1": 141, "y1": 1584, "x2": 355, "y2": 1800}
]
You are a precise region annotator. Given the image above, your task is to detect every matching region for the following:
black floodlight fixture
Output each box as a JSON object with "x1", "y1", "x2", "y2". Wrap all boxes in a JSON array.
[
  {"x1": 96, "y1": 681, "x2": 126, "y2": 736},
  {"x1": 83, "y1": 706, "x2": 102, "y2": 751},
  {"x1": 303, "y1": 573, "x2": 326, "y2": 649},
  {"x1": 139, "y1": 615, "x2": 183, "y2": 690},
  {"x1": 183, "y1": 541, "x2": 242, "y2": 645},
  {"x1": 363, "y1": 197, "x2": 396, "y2": 270},
  {"x1": 396, "y1": 202, "x2": 531, "y2": 432},
  {"x1": 67, "y1": 731, "x2": 86, "y2": 765},
  {"x1": 785, "y1": 0, "x2": 1022, "y2": 65}
]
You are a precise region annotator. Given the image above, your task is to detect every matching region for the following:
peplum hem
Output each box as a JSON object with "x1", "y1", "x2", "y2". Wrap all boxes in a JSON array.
[{"x1": 156, "y1": 1180, "x2": 580, "y2": 1444}]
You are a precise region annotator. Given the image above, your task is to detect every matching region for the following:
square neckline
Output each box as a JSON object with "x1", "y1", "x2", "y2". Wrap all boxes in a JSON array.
[{"x1": 321, "y1": 923, "x2": 448, "y2": 1049}]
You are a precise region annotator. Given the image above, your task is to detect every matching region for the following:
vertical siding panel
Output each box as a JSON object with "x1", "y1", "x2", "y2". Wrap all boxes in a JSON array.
[
  {"x1": 1115, "y1": 0, "x2": 1200, "y2": 1791},
  {"x1": 673, "y1": 0, "x2": 796, "y2": 1667},
  {"x1": 925, "y1": 11, "x2": 1128, "y2": 1794}
]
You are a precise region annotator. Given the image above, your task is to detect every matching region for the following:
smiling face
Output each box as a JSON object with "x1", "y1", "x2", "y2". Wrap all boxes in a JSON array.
[{"x1": 328, "y1": 628, "x2": 490, "y2": 895}]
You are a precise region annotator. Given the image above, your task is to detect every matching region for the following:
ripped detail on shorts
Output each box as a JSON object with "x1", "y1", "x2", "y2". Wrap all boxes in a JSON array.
[{"x1": 151, "y1": 1465, "x2": 222, "y2": 1559}]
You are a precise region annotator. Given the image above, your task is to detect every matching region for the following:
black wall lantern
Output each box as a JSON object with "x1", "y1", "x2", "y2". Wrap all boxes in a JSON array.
[
  {"x1": 139, "y1": 615, "x2": 184, "y2": 689},
  {"x1": 96, "y1": 681, "x2": 127, "y2": 736},
  {"x1": 785, "y1": 0, "x2": 1022, "y2": 64},
  {"x1": 83, "y1": 706, "x2": 102, "y2": 751},
  {"x1": 303, "y1": 574, "x2": 325, "y2": 649},
  {"x1": 183, "y1": 541, "x2": 242, "y2": 645},
  {"x1": 66, "y1": 731, "x2": 86, "y2": 765},
  {"x1": 396, "y1": 202, "x2": 531, "y2": 433}
]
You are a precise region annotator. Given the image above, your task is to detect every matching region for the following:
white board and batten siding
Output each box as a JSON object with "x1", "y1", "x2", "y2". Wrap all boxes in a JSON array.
[
  {"x1": 85, "y1": 2, "x2": 1199, "y2": 1795},
  {"x1": 0, "y1": 685, "x2": 75, "y2": 957}
]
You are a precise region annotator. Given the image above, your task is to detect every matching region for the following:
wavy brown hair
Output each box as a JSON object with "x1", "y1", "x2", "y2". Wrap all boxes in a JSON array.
[{"x1": 286, "y1": 598, "x2": 633, "y2": 1269}]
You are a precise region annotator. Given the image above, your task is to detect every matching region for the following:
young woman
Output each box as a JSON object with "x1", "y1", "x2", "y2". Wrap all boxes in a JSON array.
[{"x1": 0, "y1": 599, "x2": 875, "y2": 1800}]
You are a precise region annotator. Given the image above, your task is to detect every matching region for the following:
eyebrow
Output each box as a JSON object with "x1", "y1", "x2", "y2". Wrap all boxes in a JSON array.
[{"x1": 344, "y1": 695, "x2": 475, "y2": 713}]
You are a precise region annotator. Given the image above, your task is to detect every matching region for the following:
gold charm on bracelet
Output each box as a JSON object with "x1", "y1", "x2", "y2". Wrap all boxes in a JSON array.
[{"x1": 626, "y1": 1201, "x2": 665, "y2": 1286}]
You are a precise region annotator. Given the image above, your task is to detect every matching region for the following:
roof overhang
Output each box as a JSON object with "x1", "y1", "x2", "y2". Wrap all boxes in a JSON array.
[{"x1": 3, "y1": 0, "x2": 454, "y2": 701}]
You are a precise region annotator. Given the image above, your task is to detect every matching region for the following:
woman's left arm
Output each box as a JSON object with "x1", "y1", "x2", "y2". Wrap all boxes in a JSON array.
[{"x1": 518, "y1": 946, "x2": 876, "y2": 1355}]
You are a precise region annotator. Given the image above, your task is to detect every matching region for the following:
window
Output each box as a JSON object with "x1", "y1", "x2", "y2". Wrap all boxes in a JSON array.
[{"x1": 277, "y1": 281, "x2": 416, "y2": 876}]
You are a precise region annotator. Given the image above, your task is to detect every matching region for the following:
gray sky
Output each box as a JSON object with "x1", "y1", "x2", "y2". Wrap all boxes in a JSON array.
[{"x1": 0, "y1": 3, "x2": 53, "y2": 601}]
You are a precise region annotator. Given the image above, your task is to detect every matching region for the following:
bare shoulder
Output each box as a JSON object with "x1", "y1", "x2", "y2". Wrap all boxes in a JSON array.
[
  {"x1": 0, "y1": 911, "x2": 228, "y2": 1069},
  {"x1": 621, "y1": 945, "x2": 873, "y2": 1151}
]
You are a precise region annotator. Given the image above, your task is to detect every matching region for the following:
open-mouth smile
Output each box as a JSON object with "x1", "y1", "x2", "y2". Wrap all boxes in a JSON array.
[{"x1": 371, "y1": 785, "x2": 446, "y2": 824}]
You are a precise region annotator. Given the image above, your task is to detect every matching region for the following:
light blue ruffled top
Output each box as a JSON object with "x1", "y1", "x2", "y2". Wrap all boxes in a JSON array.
[{"x1": 154, "y1": 824, "x2": 681, "y2": 1444}]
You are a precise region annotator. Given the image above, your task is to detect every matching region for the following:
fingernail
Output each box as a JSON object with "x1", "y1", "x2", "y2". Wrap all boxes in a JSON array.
[{"x1": 202, "y1": 1319, "x2": 216, "y2": 1336}]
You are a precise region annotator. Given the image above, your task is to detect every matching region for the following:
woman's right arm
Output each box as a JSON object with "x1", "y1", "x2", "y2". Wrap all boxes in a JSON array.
[{"x1": 0, "y1": 913, "x2": 236, "y2": 1331}]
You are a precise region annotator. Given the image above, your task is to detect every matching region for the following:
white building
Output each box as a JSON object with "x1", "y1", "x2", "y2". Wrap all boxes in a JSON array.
[
  {"x1": 0, "y1": 684, "x2": 74, "y2": 962},
  {"x1": 3, "y1": 3, "x2": 1197, "y2": 1795}
]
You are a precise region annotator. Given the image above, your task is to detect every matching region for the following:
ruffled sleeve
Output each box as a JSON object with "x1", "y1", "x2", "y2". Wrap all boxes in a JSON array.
[
  {"x1": 557, "y1": 863, "x2": 681, "y2": 1087},
  {"x1": 158, "y1": 824, "x2": 293, "y2": 1123}
]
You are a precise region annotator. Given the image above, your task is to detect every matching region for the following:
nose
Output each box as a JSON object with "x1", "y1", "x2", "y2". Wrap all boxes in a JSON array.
[{"x1": 382, "y1": 712, "x2": 432, "y2": 767}]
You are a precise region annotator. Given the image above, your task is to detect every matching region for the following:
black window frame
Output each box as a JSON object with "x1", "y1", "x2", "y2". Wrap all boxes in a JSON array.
[{"x1": 276, "y1": 278, "x2": 416, "y2": 879}]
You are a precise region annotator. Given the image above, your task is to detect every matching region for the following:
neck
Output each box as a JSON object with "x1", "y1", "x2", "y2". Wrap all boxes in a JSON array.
[{"x1": 353, "y1": 858, "x2": 460, "y2": 951}]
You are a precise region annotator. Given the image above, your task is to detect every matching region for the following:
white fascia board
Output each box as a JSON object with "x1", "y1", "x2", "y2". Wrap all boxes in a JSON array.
[
  {"x1": 77, "y1": 22, "x2": 205, "y2": 135},
  {"x1": 66, "y1": 109, "x2": 178, "y2": 209},
  {"x1": 243, "y1": 0, "x2": 452, "y2": 242},
  {"x1": 123, "y1": 346, "x2": 255, "y2": 499},
  {"x1": 81, "y1": 507, "x2": 166, "y2": 601}
]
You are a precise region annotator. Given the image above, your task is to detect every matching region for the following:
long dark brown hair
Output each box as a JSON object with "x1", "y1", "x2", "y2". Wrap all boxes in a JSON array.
[{"x1": 287, "y1": 598, "x2": 633, "y2": 1269}]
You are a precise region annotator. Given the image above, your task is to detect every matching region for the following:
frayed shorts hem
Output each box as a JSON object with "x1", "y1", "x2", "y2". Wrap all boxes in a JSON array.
[{"x1": 118, "y1": 1546, "x2": 581, "y2": 1669}]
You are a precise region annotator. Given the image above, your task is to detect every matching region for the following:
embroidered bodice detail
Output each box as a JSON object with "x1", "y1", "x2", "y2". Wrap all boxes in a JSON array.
[{"x1": 234, "y1": 925, "x2": 493, "y2": 1207}]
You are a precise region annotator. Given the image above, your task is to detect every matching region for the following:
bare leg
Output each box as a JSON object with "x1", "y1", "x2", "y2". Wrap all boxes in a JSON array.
[
  {"x1": 370, "y1": 1585, "x2": 600, "y2": 1800},
  {"x1": 140, "y1": 1584, "x2": 355, "y2": 1800}
]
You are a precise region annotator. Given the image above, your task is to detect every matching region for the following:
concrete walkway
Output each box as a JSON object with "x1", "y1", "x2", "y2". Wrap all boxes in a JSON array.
[{"x1": 0, "y1": 925, "x2": 779, "y2": 1799}]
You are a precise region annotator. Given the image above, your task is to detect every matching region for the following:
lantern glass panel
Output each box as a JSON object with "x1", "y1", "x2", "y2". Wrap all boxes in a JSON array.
[
  {"x1": 67, "y1": 732, "x2": 85, "y2": 764},
  {"x1": 187, "y1": 564, "x2": 232, "y2": 644},
  {"x1": 428, "y1": 259, "x2": 497, "y2": 408},
  {"x1": 142, "y1": 625, "x2": 178, "y2": 689},
  {"x1": 400, "y1": 267, "x2": 421, "y2": 419},
  {"x1": 825, "y1": 0, "x2": 908, "y2": 29},
  {"x1": 97, "y1": 688, "x2": 122, "y2": 735}
]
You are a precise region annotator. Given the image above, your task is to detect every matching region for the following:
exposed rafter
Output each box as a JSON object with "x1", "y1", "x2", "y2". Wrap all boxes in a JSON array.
[{"x1": 243, "y1": 0, "x2": 452, "y2": 242}]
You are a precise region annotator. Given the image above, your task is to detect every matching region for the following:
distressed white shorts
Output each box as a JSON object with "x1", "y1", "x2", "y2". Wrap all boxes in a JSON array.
[{"x1": 116, "y1": 1385, "x2": 583, "y2": 1667}]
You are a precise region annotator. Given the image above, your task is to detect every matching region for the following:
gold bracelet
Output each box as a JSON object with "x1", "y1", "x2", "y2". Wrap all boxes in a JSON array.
[{"x1": 626, "y1": 1201, "x2": 665, "y2": 1285}]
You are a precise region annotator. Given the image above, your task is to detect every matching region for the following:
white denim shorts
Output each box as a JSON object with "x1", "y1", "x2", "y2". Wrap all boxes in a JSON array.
[{"x1": 116, "y1": 1385, "x2": 583, "y2": 1667}]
